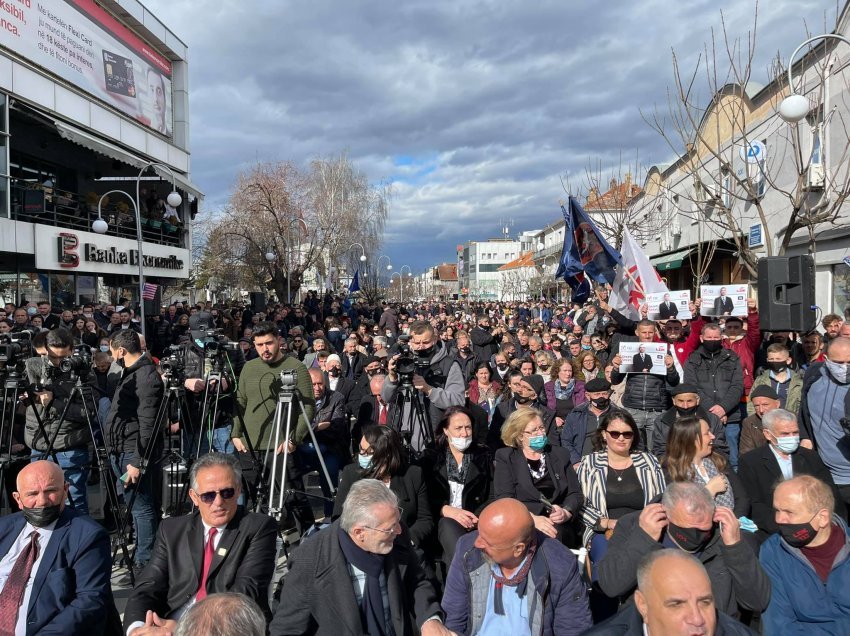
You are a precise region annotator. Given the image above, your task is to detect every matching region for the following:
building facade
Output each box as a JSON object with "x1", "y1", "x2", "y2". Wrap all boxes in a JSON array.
[
  {"x1": 459, "y1": 233, "x2": 537, "y2": 300},
  {"x1": 0, "y1": 0, "x2": 199, "y2": 309}
]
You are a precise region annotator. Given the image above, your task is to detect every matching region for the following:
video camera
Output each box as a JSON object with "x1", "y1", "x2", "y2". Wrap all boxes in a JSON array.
[
  {"x1": 0, "y1": 331, "x2": 32, "y2": 365},
  {"x1": 160, "y1": 344, "x2": 186, "y2": 377},
  {"x1": 279, "y1": 369, "x2": 298, "y2": 390},
  {"x1": 395, "y1": 337, "x2": 432, "y2": 388},
  {"x1": 192, "y1": 326, "x2": 239, "y2": 356},
  {"x1": 58, "y1": 344, "x2": 93, "y2": 379}
]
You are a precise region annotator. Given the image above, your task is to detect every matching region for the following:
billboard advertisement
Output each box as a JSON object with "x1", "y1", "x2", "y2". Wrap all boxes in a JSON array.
[{"x1": 1, "y1": 0, "x2": 173, "y2": 136}]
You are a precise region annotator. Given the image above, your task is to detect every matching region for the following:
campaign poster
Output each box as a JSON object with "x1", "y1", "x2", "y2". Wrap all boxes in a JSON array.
[
  {"x1": 647, "y1": 290, "x2": 692, "y2": 321},
  {"x1": 618, "y1": 342, "x2": 668, "y2": 375},
  {"x1": 1, "y1": 0, "x2": 174, "y2": 136},
  {"x1": 700, "y1": 284, "x2": 749, "y2": 317}
]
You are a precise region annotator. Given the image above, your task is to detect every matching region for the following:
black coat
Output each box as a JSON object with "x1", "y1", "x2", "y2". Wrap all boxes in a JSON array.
[
  {"x1": 469, "y1": 326, "x2": 499, "y2": 366},
  {"x1": 738, "y1": 444, "x2": 844, "y2": 540},
  {"x1": 269, "y1": 520, "x2": 442, "y2": 636},
  {"x1": 418, "y1": 444, "x2": 494, "y2": 517},
  {"x1": 494, "y1": 445, "x2": 583, "y2": 517},
  {"x1": 341, "y1": 351, "x2": 366, "y2": 382},
  {"x1": 333, "y1": 463, "x2": 434, "y2": 547},
  {"x1": 684, "y1": 346, "x2": 744, "y2": 423},
  {"x1": 123, "y1": 510, "x2": 277, "y2": 628},
  {"x1": 313, "y1": 389, "x2": 350, "y2": 460},
  {"x1": 103, "y1": 355, "x2": 164, "y2": 466}
]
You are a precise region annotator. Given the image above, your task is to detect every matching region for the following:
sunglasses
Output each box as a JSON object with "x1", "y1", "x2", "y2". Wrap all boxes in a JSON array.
[
  {"x1": 195, "y1": 487, "x2": 236, "y2": 504},
  {"x1": 606, "y1": 430, "x2": 635, "y2": 440}
]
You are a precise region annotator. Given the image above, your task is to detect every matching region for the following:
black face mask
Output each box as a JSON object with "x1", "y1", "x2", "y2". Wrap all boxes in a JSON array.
[
  {"x1": 778, "y1": 514, "x2": 819, "y2": 548},
  {"x1": 767, "y1": 361, "x2": 788, "y2": 374},
  {"x1": 676, "y1": 405, "x2": 699, "y2": 417},
  {"x1": 21, "y1": 503, "x2": 62, "y2": 528},
  {"x1": 514, "y1": 394, "x2": 534, "y2": 405},
  {"x1": 667, "y1": 522, "x2": 713, "y2": 552},
  {"x1": 496, "y1": 363, "x2": 509, "y2": 371},
  {"x1": 702, "y1": 340, "x2": 722, "y2": 353},
  {"x1": 415, "y1": 345, "x2": 435, "y2": 359},
  {"x1": 460, "y1": 346, "x2": 471, "y2": 354},
  {"x1": 591, "y1": 397, "x2": 610, "y2": 410},
  {"x1": 366, "y1": 369, "x2": 378, "y2": 377},
  {"x1": 327, "y1": 367, "x2": 341, "y2": 378}
]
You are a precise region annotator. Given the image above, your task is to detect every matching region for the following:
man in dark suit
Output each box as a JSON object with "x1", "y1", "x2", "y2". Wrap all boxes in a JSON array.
[
  {"x1": 738, "y1": 408, "x2": 844, "y2": 541},
  {"x1": 658, "y1": 293, "x2": 679, "y2": 320},
  {"x1": 270, "y1": 478, "x2": 450, "y2": 636},
  {"x1": 326, "y1": 353, "x2": 357, "y2": 406},
  {"x1": 124, "y1": 453, "x2": 277, "y2": 634},
  {"x1": 341, "y1": 337, "x2": 366, "y2": 382},
  {"x1": 632, "y1": 345, "x2": 654, "y2": 373},
  {"x1": 713, "y1": 287, "x2": 735, "y2": 316},
  {"x1": 0, "y1": 460, "x2": 121, "y2": 635}
]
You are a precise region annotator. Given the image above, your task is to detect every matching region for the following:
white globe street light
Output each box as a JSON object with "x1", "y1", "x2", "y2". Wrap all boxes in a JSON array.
[
  {"x1": 166, "y1": 191, "x2": 183, "y2": 208},
  {"x1": 778, "y1": 34, "x2": 850, "y2": 123},
  {"x1": 92, "y1": 216, "x2": 109, "y2": 234}
]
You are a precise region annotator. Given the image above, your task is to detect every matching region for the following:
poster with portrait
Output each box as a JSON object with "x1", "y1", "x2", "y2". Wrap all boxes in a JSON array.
[
  {"x1": 618, "y1": 342, "x2": 668, "y2": 375},
  {"x1": 700, "y1": 284, "x2": 749, "y2": 317},
  {"x1": 647, "y1": 290, "x2": 692, "y2": 321}
]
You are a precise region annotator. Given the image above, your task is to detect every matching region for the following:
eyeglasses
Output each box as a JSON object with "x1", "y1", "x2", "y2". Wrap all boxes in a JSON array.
[
  {"x1": 195, "y1": 488, "x2": 236, "y2": 504},
  {"x1": 605, "y1": 430, "x2": 635, "y2": 440},
  {"x1": 523, "y1": 427, "x2": 546, "y2": 436},
  {"x1": 361, "y1": 511, "x2": 402, "y2": 535}
]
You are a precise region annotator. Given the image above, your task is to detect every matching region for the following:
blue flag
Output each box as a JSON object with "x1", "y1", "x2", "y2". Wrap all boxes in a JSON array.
[
  {"x1": 555, "y1": 197, "x2": 621, "y2": 303},
  {"x1": 348, "y1": 269, "x2": 361, "y2": 293}
]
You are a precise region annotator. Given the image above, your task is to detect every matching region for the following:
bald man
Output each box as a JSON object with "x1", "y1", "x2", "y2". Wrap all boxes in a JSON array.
[
  {"x1": 800, "y1": 336, "x2": 850, "y2": 513},
  {"x1": 0, "y1": 461, "x2": 120, "y2": 634},
  {"x1": 585, "y1": 549, "x2": 756, "y2": 635},
  {"x1": 759, "y1": 475, "x2": 850, "y2": 634},
  {"x1": 442, "y1": 498, "x2": 591, "y2": 635}
]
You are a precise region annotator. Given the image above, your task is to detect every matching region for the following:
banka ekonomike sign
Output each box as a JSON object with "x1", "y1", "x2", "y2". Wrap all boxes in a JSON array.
[{"x1": 38, "y1": 227, "x2": 190, "y2": 278}]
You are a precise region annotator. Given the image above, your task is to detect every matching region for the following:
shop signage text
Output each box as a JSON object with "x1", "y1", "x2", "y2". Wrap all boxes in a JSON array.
[{"x1": 55, "y1": 232, "x2": 184, "y2": 271}]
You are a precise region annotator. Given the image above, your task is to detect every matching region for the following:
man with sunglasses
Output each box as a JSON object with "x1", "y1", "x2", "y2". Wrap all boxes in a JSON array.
[
  {"x1": 125, "y1": 453, "x2": 277, "y2": 635},
  {"x1": 270, "y1": 479, "x2": 449, "y2": 636}
]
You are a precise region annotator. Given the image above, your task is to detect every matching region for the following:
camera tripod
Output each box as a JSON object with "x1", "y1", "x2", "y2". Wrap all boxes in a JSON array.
[
  {"x1": 255, "y1": 375, "x2": 335, "y2": 536},
  {"x1": 388, "y1": 380, "x2": 434, "y2": 456}
]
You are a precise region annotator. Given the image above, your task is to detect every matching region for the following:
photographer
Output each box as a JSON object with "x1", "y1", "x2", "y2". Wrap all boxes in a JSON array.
[
  {"x1": 382, "y1": 320, "x2": 465, "y2": 451},
  {"x1": 103, "y1": 329, "x2": 164, "y2": 583},
  {"x1": 232, "y1": 321, "x2": 316, "y2": 531},
  {"x1": 180, "y1": 328, "x2": 245, "y2": 456},
  {"x1": 24, "y1": 327, "x2": 96, "y2": 514}
]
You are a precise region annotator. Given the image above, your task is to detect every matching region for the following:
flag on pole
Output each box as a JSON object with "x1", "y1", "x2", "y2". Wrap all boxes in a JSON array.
[
  {"x1": 348, "y1": 269, "x2": 360, "y2": 293},
  {"x1": 610, "y1": 228, "x2": 668, "y2": 319},
  {"x1": 142, "y1": 282, "x2": 158, "y2": 300},
  {"x1": 555, "y1": 197, "x2": 621, "y2": 303}
]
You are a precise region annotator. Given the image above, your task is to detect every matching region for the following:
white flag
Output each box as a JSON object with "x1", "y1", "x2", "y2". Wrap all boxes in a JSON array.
[{"x1": 610, "y1": 228, "x2": 668, "y2": 320}]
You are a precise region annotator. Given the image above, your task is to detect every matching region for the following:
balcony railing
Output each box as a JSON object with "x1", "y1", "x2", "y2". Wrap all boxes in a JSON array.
[{"x1": 10, "y1": 183, "x2": 185, "y2": 248}]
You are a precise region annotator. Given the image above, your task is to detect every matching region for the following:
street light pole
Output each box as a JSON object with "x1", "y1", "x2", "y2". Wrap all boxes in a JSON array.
[
  {"x1": 390, "y1": 272, "x2": 401, "y2": 302},
  {"x1": 135, "y1": 162, "x2": 182, "y2": 338}
]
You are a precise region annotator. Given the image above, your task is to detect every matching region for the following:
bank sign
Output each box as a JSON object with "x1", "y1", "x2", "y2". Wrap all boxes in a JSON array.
[{"x1": 36, "y1": 226, "x2": 190, "y2": 278}]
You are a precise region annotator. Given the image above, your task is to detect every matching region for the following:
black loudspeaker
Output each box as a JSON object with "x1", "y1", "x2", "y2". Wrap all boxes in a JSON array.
[
  {"x1": 757, "y1": 255, "x2": 816, "y2": 332},
  {"x1": 250, "y1": 292, "x2": 266, "y2": 313}
]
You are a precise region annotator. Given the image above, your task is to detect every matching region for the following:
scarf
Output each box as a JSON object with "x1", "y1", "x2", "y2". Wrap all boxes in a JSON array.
[
  {"x1": 694, "y1": 458, "x2": 735, "y2": 510},
  {"x1": 554, "y1": 379, "x2": 575, "y2": 400},
  {"x1": 338, "y1": 527, "x2": 389, "y2": 636},
  {"x1": 446, "y1": 448, "x2": 471, "y2": 484},
  {"x1": 490, "y1": 538, "x2": 538, "y2": 615}
]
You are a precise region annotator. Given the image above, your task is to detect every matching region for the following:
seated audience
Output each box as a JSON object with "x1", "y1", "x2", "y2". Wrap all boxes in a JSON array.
[
  {"x1": 561, "y1": 378, "x2": 614, "y2": 466},
  {"x1": 738, "y1": 385, "x2": 780, "y2": 456},
  {"x1": 488, "y1": 371, "x2": 558, "y2": 450},
  {"x1": 652, "y1": 384, "x2": 729, "y2": 459}
]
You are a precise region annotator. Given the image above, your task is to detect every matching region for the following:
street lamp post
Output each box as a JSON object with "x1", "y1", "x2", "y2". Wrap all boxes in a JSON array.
[
  {"x1": 399, "y1": 265, "x2": 412, "y2": 303},
  {"x1": 377, "y1": 254, "x2": 392, "y2": 287},
  {"x1": 349, "y1": 243, "x2": 367, "y2": 266},
  {"x1": 778, "y1": 34, "x2": 850, "y2": 124},
  {"x1": 390, "y1": 272, "x2": 401, "y2": 302},
  {"x1": 135, "y1": 162, "x2": 182, "y2": 337}
]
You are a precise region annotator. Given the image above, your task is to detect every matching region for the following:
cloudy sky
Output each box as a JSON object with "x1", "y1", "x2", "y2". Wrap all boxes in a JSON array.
[{"x1": 142, "y1": 0, "x2": 834, "y2": 273}]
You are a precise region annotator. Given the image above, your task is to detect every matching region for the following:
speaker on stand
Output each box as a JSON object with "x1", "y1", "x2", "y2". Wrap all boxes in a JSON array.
[{"x1": 757, "y1": 255, "x2": 816, "y2": 332}]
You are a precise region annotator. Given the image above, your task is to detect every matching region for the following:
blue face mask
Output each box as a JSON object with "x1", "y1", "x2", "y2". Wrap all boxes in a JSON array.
[
  {"x1": 581, "y1": 344, "x2": 592, "y2": 350},
  {"x1": 528, "y1": 435, "x2": 547, "y2": 452},
  {"x1": 99, "y1": 345, "x2": 110, "y2": 353},
  {"x1": 357, "y1": 453, "x2": 372, "y2": 470}
]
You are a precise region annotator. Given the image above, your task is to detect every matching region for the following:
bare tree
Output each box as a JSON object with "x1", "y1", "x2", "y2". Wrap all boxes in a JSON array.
[
  {"x1": 644, "y1": 1, "x2": 850, "y2": 277},
  {"x1": 196, "y1": 154, "x2": 390, "y2": 303}
]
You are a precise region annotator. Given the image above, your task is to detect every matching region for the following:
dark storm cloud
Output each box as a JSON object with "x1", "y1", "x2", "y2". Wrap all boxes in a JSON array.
[{"x1": 143, "y1": 0, "x2": 833, "y2": 271}]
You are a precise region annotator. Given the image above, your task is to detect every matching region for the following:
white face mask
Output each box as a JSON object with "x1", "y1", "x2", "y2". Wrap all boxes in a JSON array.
[
  {"x1": 450, "y1": 436, "x2": 472, "y2": 452},
  {"x1": 825, "y1": 358, "x2": 850, "y2": 384}
]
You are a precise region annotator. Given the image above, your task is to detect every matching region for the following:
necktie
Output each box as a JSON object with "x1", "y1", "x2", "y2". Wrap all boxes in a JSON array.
[
  {"x1": 0, "y1": 531, "x2": 40, "y2": 633},
  {"x1": 196, "y1": 528, "x2": 218, "y2": 602},
  {"x1": 378, "y1": 403, "x2": 387, "y2": 425}
]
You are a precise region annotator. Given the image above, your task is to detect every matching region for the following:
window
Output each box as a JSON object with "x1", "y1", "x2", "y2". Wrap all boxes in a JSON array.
[{"x1": 834, "y1": 262, "x2": 850, "y2": 321}]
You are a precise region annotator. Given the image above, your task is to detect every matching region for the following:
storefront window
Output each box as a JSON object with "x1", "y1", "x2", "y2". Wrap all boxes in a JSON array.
[
  {"x1": 834, "y1": 263, "x2": 850, "y2": 321},
  {"x1": 78, "y1": 275, "x2": 96, "y2": 305},
  {"x1": 50, "y1": 273, "x2": 76, "y2": 310},
  {"x1": 0, "y1": 270, "x2": 16, "y2": 305},
  {"x1": 19, "y1": 272, "x2": 48, "y2": 305}
]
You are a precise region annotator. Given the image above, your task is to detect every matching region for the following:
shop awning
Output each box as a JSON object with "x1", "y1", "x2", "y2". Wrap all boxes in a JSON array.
[
  {"x1": 651, "y1": 248, "x2": 693, "y2": 271},
  {"x1": 54, "y1": 121, "x2": 204, "y2": 200}
]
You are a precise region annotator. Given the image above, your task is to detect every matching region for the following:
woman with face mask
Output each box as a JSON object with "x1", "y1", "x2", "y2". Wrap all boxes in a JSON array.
[
  {"x1": 576, "y1": 411, "x2": 666, "y2": 617},
  {"x1": 493, "y1": 409, "x2": 582, "y2": 546},
  {"x1": 663, "y1": 415, "x2": 750, "y2": 519},
  {"x1": 418, "y1": 406, "x2": 493, "y2": 568},
  {"x1": 332, "y1": 425, "x2": 433, "y2": 549}
]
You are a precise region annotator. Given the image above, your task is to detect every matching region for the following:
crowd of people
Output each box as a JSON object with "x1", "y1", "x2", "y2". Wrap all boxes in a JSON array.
[{"x1": 1, "y1": 288, "x2": 850, "y2": 635}]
